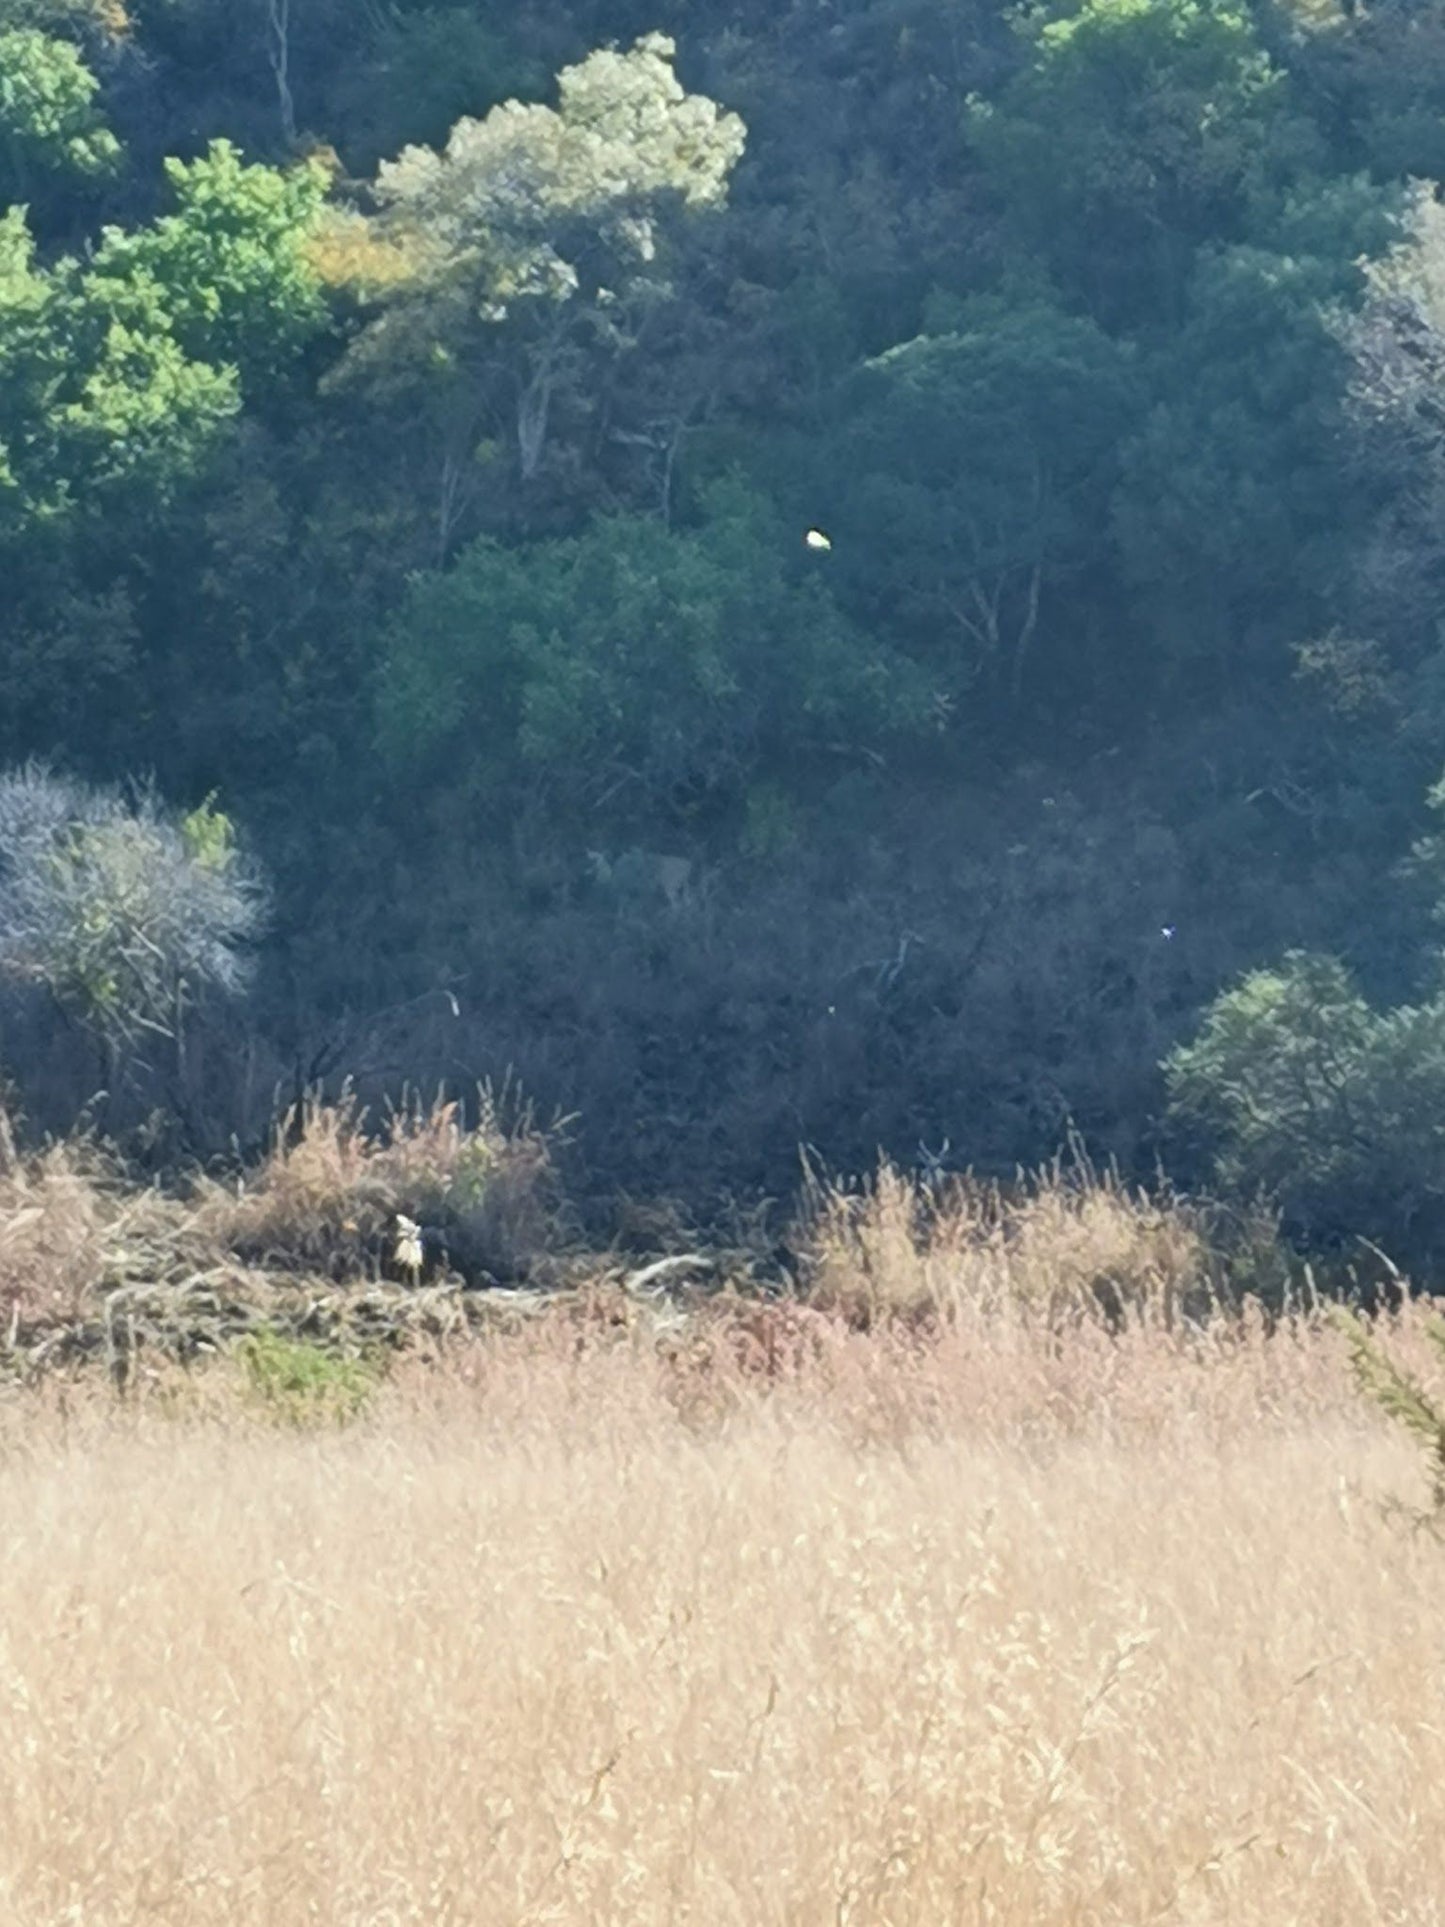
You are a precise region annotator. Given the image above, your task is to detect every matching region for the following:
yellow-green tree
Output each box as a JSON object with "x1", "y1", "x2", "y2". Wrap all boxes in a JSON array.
[{"x1": 329, "y1": 34, "x2": 745, "y2": 544}]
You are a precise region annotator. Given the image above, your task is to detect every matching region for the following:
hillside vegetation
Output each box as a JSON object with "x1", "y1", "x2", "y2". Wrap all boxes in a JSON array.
[
  {"x1": 15, "y1": 6, "x2": 1445, "y2": 1905},
  {"x1": 0, "y1": 1087, "x2": 1298, "y2": 1376},
  {"x1": 8, "y1": 0, "x2": 1445, "y2": 1264}
]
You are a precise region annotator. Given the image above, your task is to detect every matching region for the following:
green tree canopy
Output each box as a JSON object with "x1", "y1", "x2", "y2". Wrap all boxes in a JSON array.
[
  {"x1": 0, "y1": 141, "x2": 328, "y2": 531},
  {"x1": 1165, "y1": 950, "x2": 1445, "y2": 1261},
  {"x1": 802, "y1": 297, "x2": 1139, "y2": 703},
  {"x1": 1112, "y1": 230, "x2": 1374, "y2": 666},
  {"x1": 0, "y1": 25, "x2": 120, "y2": 211},
  {"x1": 0, "y1": 204, "x2": 236, "y2": 530},
  {"x1": 970, "y1": 0, "x2": 1305, "y2": 323},
  {"x1": 89, "y1": 140, "x2": 329, "y2": 386},
  {"x1": 378, "y1": 481, "x2": 930, "y2": 830},
  {"x1": 329, "y1": 32, "x2": 746, "y2": 526}
]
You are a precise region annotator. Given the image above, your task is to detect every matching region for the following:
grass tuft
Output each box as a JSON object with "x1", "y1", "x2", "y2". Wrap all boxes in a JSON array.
[
  {"x1": 798, "y1": 1153, "x2": 1277, "y2": 1330},
  {"x1": 190, "y1": 1083, "x2": 559, "y2": 1284},
  {"x1": 0, "y1": 1105, "x2": 123, "y2": 1330}
]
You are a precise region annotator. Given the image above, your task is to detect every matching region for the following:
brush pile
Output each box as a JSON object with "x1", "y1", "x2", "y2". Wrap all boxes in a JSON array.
[
  {"x1": 0, "y1": 1090, "x2": 576, "y2": 1382},
  {"x1": 1, "y1": 1094, "x2": 1307, "y2": 1387}
]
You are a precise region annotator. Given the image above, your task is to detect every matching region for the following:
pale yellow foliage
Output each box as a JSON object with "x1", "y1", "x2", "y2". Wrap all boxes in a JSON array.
[
  {"x1": 0, "y1": 1109, "x2": 113, "y2": 1327},
  {"x1": 1363, "y1": 180, "x2": 1445, "y2": 334},
  {"x1": 803, "y1": 1156, "x2": 1240, "y2": 1328},
  {"x1": 1270, "y1": 0, "x2": 1350, "y2": 33},
  {"x1": 191, "y1": 1088, "x2": 554, "y2": 1278},
  {"x1": 369, "y1": 33, "x2": 745, "y2": 314},
  {"x1": 0, "y1": 1313, "x2": 1440, "y2": 1923},
  {"x1": 305, "y1": 209, "x2": 421, "y2": 293}
]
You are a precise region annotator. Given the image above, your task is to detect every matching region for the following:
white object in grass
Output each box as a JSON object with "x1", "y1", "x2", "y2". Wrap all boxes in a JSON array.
[{"x1": 394, "y1": 1213, "x2": 424, "y2": 1278}]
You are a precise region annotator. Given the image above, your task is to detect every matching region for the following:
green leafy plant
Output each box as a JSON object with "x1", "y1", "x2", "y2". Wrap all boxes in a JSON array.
[
  {"x1": 0, "y1": 206, "x2": 237, "y2": 532},
  {"x1": 1333, "y1": 1306, "x2": 1445, "y2": 1515},
  {"x1": 969, "y1": 0, "x2": 1300, "y2": 322},
  {"x1": 236, "y1": 1328, "x2": 379, "y2": 1429},
  {"x1": 0, "y1": 26, "x2": 120, "y2": 206},
  {"x1": 1165, "y1": 951, "x2": 1445, "y2": 1263},
  {"x1": 380, "y1": 478, "x2": 929, "y2": 830},
  {"x1": 90, "y1": 140, "x2": 330, "y2": 385},
  {"x1": 808, "y1": 296, "x2": 1139, "y2": 697}
]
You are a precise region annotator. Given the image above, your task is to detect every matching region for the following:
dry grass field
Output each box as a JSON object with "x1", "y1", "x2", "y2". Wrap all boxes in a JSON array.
[
  {"x1": 4, "y1": 1111, "x2": 1445, "y2": 1922},
  {"x1": 2, "y1": 1295, "x2": 1444, "y2": 1925}
]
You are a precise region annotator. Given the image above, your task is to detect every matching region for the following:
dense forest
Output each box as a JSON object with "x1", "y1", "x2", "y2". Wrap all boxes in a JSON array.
[{"x1": 8, "y1": 0, "x2": 1445, "y2": 1265}]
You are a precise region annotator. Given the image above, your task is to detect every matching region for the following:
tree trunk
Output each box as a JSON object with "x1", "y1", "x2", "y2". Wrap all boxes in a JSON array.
[{"x1": 264, "y1": 0, "x2": 297, "y2": 147}]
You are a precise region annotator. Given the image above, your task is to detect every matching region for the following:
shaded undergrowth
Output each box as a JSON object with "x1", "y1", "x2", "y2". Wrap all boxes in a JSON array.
[{"x1": 0, "y1": 1090, "x2": 1413, "y2": 1396}]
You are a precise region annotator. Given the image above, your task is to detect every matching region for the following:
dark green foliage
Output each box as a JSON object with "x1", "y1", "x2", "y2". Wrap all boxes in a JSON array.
[
  {"x1": 325, "y1": 9, "x2": 544, "y2": 175},
  {"x1": 381, "y1": 481, "x2": 930, "y2": 830},
  {"x1": 806, "y1": 297, "x2": 1139, "y2": 703},
  {"x1": 1113, "y1": 240, "x2": 1358, "y2": 662},
  {"x1": 970, "y1": 0, "x2": 1308, "y2": 324},
  {"x1": 1166, "y1": 953, "x2": 1445, "y2": 1262}
]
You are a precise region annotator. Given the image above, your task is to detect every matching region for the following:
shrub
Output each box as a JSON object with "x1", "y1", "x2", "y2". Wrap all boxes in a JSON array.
[
  {"x1": 378, "y1": 481, "x2": 930, "y2": 834},
  {"x1": 193, "y1": 1086, "x2": 559, "y2": 1283},
  {"x1": 798, "y1": 1154, "x2": 1261, "y2": 1331},
  {"x1": 235, "y1": 1329, "x2": 379, "y2": 1428},
  {"x1": 0, "y1": 765, "x2": 266, "y2": 1075},
  {"x1": 1165, "y1": 950, "x2": 1445, "y2": 1264}
]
